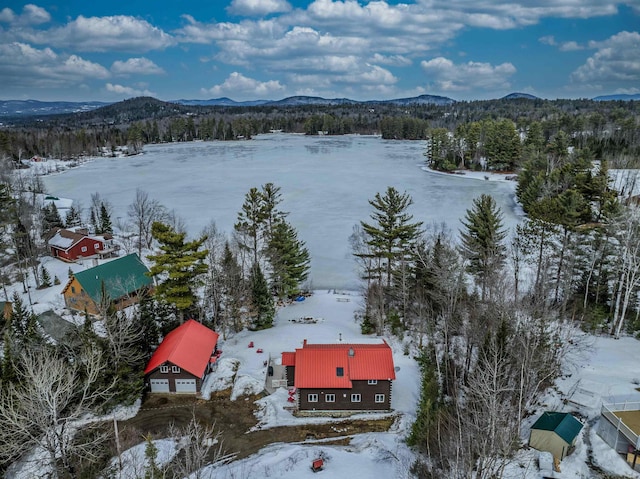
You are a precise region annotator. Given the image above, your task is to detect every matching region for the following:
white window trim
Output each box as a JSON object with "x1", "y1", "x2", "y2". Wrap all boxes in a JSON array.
[
  {"x1": 171, "y1": 365, "x2": 181, "y2": 373},
  {"x1": 81, "y1": 246, "x2": 87, "y2": 252},
  {"x1": 160, "y1": 365, "x2": 169, "y2": 373},
  {"x1": 375, "y1": 394, "x2": 385, "y2": 403},
  {"x1": 325, "y1": 394, "x2": 335, "y2": 403},
  {"x1": 94, "y1": 243, "x2": 100, "y2": 249},
  {"x1": 351, "y1": 393, "x2": 361, "y2": 403},
  {"x1": 308, "y1": 393, "x2": 319, "y2": 403},
  {"x1": 368, "y1": 379, "x2": 378, "y2": 385}
]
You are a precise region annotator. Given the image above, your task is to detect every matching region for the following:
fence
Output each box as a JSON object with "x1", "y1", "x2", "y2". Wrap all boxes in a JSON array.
[{"x1": 601, "y1": 401, "x2": 640, "y2": 450}]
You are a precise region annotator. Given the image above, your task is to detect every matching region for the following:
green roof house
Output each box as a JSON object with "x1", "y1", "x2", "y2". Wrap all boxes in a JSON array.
[
  {"x1": 62, "y1": 253, "x2": 153, "y2": 315},
  {"x1": 529, "y1": 412, "x2": 583, "y2": 461}
]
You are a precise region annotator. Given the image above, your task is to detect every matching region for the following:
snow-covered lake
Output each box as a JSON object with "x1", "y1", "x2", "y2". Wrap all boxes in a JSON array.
[{"x1": 42, "y1": 134, "x2": 521, "y2": 289}]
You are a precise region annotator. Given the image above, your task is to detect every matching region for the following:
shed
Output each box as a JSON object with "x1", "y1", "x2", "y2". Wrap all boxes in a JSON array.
[{"x1": 529, "y1": 412, "x2": 583, "y2": 460}]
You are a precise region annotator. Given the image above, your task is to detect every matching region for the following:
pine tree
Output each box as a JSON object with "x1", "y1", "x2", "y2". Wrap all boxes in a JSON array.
[
  {"x1": 235, "y1": 187, "x2": 266, "y2": 265},
  {"x1": 40, "y1": 265, "x2": 51, "y2": 288},
  {"x1": 99, "y1": 203, "x2": 113, "y2": 234},
  {"x1": 360, "y1": 187, "x2": 423, "y2": 288},
  {"x1": 64, "y1": 204, "x2": 82, "y2": 228},
  {"x1": 249, "y1": 263, "x2": 274, "y2": 330},
  {"x1": 41, "y1": 202, "x2": 63, "y2": 236},
  {"x1": 407, "y1": 346, "x2": 441, "y2": 451},
  {"x1": 221, "y1": 242, "x2": 245, "y2": 334},
  {"x1": 267, "y1": 220, "x2": 311, "y2": 299},
  {"x1": 147, "y1": 222, "x2": 209, "y2": 322},
  {"x1": 460, "y1": 194, "x2": 507, "y2": 301}
]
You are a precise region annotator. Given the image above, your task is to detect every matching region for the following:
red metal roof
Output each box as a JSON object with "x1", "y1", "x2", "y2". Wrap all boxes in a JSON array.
[
  {"x1": 290, "y1": 341, "x2": 395, "y2": 389},
  {"x1": 281, "y1": 351, "x2": 296, "y2": 366},
  {"x1": 144, "y1": 319, "x2": 219, "y2": 378}
]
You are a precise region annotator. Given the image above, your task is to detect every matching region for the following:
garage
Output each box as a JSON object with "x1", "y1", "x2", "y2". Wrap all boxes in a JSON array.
[
  {"x1": 149, "y1": 379, "x2": 170, "y2": 393},
  {"x1": 175, "y1": 379, "x2": 197, "y2": 393}
]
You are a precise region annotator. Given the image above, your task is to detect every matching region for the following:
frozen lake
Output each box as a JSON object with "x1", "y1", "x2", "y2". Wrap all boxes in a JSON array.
[{"x1": 43, "y1": 134, "x2": 522, "y2": 289}]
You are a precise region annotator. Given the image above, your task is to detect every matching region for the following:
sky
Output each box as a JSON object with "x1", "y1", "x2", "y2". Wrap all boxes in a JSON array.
[{"x1": 0, "y1": 0, "x2": 639, "y2": 102}]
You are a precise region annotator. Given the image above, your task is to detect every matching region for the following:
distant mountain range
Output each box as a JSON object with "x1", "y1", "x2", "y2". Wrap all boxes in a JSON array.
[
  {"x1": 0, "y1": 99, "x2": 110, "y2": 117},
  {"x1": 501, "y1": 92, "x2": 539, "y2": 100},
  {"x1": 0, "y1": 92, "x2": 636, "y2": 117},
  {"x1": 592, "y1": 93, "x2": 640, "y2": 101}
]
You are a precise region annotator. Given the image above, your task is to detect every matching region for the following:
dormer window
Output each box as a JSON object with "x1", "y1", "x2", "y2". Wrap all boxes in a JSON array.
[
  {"x1": 336, "y1": 367, "x2": 344, "y2": 377},
  {"x1": 160, "y1": 365, "x2": 169, "y2": 373}
]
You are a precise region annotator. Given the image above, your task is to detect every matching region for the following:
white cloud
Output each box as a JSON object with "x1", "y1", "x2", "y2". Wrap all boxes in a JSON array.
[
  {"x1": 105, "y1": 82, "x2": 155, "y2": 97},
  {"x1": 571, "y1": 31, "x2": 640, "y2": 87},
  {"x1": 0, "y1": 7, "x2": 16, "y2": 23},
  {"x1": 23, "y1": 15, "x2": 175, "y2": 52},
  {"x1": 0, "y1": 42, "x2": 109, "y2": 88},
  {"x1": 0, "y1": 4, "x2": 50, "y2": 25},
  {"x1": 370, "y1": 53, "x2": 412, "y2": 67},
  {"x1": 420, "y1": 56, "x2": 516, "y2": 91},
  {"x1": 558, "y1": 41, "x2": 583, "y2": 51},
  {"x1": 539, "y1": 35, "x2": 556, "y2": 46},
  {"x1": 21, "y1": 4, "x2": 50, "y2": 25},
  {"x1": 111, "y1": 57, "x2": 165, "y2": 75},
  {"x1": 227, "y1": 0, "x2": 292, "y2": 16},
  {"x1": 201, "y1": 72, "x2": 285, "y2": 97}
]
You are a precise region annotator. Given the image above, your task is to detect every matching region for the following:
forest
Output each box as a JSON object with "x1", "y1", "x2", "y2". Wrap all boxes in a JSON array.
[{"x1": 0, "y1": 96, "x2": 639, "y2": 477}]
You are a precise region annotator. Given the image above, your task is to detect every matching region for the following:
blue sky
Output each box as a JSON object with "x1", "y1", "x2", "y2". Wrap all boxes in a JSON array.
[{"x1": 0, "y1": 0, "x2": 638, "y2": 101}]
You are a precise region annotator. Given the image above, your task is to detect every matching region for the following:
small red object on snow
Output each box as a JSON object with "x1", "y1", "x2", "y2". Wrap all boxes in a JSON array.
[
  {"x1": 287, "y1": 396, "x2": 295, "y2": 402},
  {"x1": 311, "y1": 458, "x2": 324, "y2": 472},
  {"x1": 248, "y1": 341, "x2": 254, "y2": 348},
  {"x1": 256, "y1": 348, "x2": 263, "y2": 353}
]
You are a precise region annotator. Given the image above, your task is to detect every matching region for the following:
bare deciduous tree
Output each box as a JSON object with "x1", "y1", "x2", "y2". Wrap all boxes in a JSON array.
[
  {"x1": 127, "y1": 189, "x2": 167, "y2": 255},
  {"x1": 0, "y1": 345, "x2": 114, "y2": 477}
]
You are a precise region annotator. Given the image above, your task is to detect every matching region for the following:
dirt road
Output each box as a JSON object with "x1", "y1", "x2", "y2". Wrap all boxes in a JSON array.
[{"x1": 118, "y1": 390, "x2": 395, "y2": 461}]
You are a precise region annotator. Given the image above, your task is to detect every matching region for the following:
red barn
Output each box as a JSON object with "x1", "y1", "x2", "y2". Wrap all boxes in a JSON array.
[
  {"x1": 47, "y1": 228, "x2": 109, "y2": 262},
  {"x1": 145, "y1": 320, "x2": 220, "y2": 394},
  {"x1": 282, "y1": 340, "x2": 396, "y2": 412}
]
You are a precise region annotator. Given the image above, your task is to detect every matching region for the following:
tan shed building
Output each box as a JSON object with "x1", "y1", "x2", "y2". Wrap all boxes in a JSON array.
[{"x1": 529, "y1": 412, "x2": 583, "y2": 461}]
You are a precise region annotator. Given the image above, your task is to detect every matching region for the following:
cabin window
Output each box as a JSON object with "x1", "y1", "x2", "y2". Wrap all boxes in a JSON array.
[
  {"x1": 325, "y1": 394, "x2": 335, "y2": 402},
  {"x1": 351, "y1": 394, "x2": 361, "y2": 403},
  {"x1": 81, "y1": 246, "x2": 87, "y2": 252},
  {"x1": 171, "y1": 366, "x2": 181, "y2": 373},
  {"x1": 71, "y1": 286, "x2": 76, "y2": 294},
  {"x1": 375, "y1": 394, "x2": 385, "y2": 403},
  {"x1": 160, "y1": 366, "x2": 169, "y2": 373},
  {"x1": 336, "y1": 367, "x2": 344, "y2": 377},
  {"x1": 368, "y1": 380, "x2": 378, "y2": 385},
  {"x1": 308, "y1": 394, "x2": 318, "y2": 403},
  {"x1": 94, "y1": 243, "x2": 100, "y2": 249}
]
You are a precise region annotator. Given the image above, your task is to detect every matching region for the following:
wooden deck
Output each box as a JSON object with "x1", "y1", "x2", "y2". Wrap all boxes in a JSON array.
[{"x1": 614, "y1": 410, "x2": 640, "y2": 437}]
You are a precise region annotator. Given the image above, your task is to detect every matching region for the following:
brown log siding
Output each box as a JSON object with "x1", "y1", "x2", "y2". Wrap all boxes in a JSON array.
[{"x1": 298, "y1": 380, "x2": 392, "y2": 411}]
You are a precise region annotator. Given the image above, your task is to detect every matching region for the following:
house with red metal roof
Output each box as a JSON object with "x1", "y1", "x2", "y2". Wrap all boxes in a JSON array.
[
  {"x1": 282, "y1": 339, "x2": 396, "y2": 412},
  {"x1": 144, "y1": 319, "x2": 220, "y2": 394}
]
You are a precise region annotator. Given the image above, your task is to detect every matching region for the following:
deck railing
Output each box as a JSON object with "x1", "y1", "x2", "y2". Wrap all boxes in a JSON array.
[{"x1": 601, "y1": 401, "x2": 640, "y2": 449}]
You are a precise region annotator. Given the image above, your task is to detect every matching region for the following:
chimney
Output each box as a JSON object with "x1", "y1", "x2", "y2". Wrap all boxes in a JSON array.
[{"x1": 303, "y1": 339, "x2": 307, "y2": 346}]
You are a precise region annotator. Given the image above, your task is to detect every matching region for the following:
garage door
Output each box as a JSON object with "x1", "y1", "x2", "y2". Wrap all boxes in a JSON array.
[
  {"x1": 150, "y1": 379, "x2": 170, "y2": 393},
  {"x1": 175, "y1": 379, "x2": 197, "y2": 393}
]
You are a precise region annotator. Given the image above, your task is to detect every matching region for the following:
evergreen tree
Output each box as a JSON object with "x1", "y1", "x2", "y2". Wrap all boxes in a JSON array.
[
  {"x1": 249, "y1": 263, "x2": 274, "y2": 330},
  {"x1": 360, "y1": 187, "x2": 423, "y2": 288},
  {"x1": 220, "y1": 242, "x2": 245, "y2": 334},
  {"x1": 40, "y1": 265, "x2": 51, "y2": 288},
  {"x1": 407, "y1": 346, "x2": 441, "y2": 451},
  {"x1": 64, "y1": 204, "x2": 82, "y2": 228},
  {"x1": 147, "y1": 222, "x2": 209, "y2": 322},
  {"x1": 267, "y1": 220, "x2": 311, "y2": 299},
  {"x1": 9, "y1": 292, "x2": 39, "y2": 344},
  {"x1": 460, "y1": 194, "x2": 507, "y2": 301},
  {"x1": 235, "y1": 187, "x2": 266, "y2": 266},
  {"x1": 41, "y1": 202, "x2": 63, "y2": 236},
  {"x1": 99, "y1": 203, "x2": 113, "y2": 234}
]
